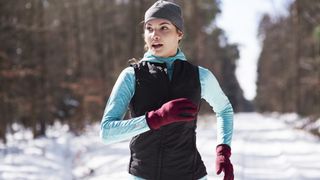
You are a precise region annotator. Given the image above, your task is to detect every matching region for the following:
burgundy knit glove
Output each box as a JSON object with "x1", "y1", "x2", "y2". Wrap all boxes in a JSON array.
[
  {"x1": 216, "y1": 144, "x2": 234, "y2": 180},
  {"x1": 146, "y1": 98, "x2": 197, "y2": 130}
]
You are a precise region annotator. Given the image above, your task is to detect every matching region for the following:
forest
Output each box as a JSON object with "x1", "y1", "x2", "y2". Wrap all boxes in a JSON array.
[
  {"x1": 256, "y1": 0, "x2": 320, "y2": 132},
  {"x1": 0, "y1": 0, "x2": 319, "y2": 143}
]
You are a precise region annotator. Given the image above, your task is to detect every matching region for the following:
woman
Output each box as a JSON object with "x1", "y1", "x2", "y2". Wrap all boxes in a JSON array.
[{"x1": 100, "y1": 1, "x2": 234, "y2": 179}]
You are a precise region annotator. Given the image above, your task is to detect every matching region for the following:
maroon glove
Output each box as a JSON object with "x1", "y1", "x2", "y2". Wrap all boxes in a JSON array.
[
  {"x1": 216, "y1": 144, "x2": 234, "y2": 180},
  {"x1": 146, "y1": 98, "x2": 197, "y2": 130}
]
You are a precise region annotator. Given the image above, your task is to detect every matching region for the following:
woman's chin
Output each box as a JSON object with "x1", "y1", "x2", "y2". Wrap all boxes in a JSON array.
[
  {"x1": 150, "y1": 51, "x2": 176, "y2": 58},
  {"x1": 150, "y1": 50, "x2": 163, "y2": 57}
]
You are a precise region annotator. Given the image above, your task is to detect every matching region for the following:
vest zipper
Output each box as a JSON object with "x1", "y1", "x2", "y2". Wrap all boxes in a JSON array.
[
  {"x1": 157, "y1": 63, "x2": 168, "y2": 180},
  {"x1": 191, "y1": 127, "x2": 197, "y2": 180},
  {"x1": 157, "y1": 130, "x2": 163, "y2": 180}
]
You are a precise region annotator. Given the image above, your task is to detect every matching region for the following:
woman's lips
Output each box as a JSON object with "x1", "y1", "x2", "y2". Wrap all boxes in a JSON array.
[{"x1": 152, "y1": 44, "x2": 163, "y2": 49}]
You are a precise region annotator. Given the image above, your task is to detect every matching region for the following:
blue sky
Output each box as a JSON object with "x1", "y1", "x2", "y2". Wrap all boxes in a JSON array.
[{"x1": 216, "y1": 0, "x2": 293, "y2": 100}]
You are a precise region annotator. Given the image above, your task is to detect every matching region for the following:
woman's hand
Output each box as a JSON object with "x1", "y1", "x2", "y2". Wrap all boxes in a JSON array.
[
  {"x1": 146, "y1": 98, "x2": 197, "y2": 130},
  {"x1": 216, "y1": 144, "x2": 234, "y2": 180}
]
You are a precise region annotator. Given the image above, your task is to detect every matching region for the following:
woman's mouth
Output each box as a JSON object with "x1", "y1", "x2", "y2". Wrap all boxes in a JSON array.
[{"x1": 152, "y1": 44, "x2": 163, "y2": 49}]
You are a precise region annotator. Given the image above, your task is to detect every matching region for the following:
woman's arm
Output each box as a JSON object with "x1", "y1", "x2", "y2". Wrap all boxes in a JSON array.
[
  {"x1": 100, "y1": 67, "x2": 150, "y2": 145},
  {"x1": 198, "y1": 66, "x2": 234, "y2": 146}
]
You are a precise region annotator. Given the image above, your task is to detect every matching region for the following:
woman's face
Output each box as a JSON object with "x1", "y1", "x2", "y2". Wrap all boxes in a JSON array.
[{"x1": 144, "y1": 18, "x2": 183, "y2": 57}]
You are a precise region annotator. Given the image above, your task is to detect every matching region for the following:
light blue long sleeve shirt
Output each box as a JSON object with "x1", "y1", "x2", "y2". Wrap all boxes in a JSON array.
[{"x1": 100, "y1": 50, "x2": 233, "y2": 146}]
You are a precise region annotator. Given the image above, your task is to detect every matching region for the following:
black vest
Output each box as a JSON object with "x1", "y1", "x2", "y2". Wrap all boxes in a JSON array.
[{"x1": 128, "y1": 60, "x2": 207, "y2": 180}]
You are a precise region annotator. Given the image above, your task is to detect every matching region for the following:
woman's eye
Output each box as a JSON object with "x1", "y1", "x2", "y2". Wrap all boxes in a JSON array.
[
  {"x1": 146, "y1": 27, "x2": 153, "y2": 32},
  {"x1": 161, "y1": 26, "x2": 169, "y2": 30}
]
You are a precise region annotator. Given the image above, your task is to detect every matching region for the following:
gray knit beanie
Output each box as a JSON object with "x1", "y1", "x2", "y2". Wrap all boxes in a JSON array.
[{"x1": 144, "y1": 0, "x2": 184, "y2": 32}]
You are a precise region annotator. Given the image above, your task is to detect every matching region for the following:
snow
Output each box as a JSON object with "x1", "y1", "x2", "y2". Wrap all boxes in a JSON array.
[
  {"x1": 1, "y1": 113, "x2": 320, "y2": 180},
  {"x1": 231, "y1": 113, "x2": 320, "y2": 180}
]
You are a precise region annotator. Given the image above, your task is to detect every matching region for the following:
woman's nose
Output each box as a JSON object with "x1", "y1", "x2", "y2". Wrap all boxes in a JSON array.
[{"x1": 152, "y1": 30, "x2": 160, "y2": 40}]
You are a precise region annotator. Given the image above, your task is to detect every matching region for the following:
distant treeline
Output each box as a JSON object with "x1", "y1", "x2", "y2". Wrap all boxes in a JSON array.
[
  {"x1": 256, "y1": 0, "x2": 320, "y2": 120},
  {"x1": 0, "y1": 0, "x2": 248, "y2": 143}
]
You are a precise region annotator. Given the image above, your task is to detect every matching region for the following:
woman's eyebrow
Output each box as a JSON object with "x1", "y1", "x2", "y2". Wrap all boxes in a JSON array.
[
  {"x1": 146, "y1": 22, "x2": 171, "y2": 26},
  {"x1": 159, "y1": 22, "x2": 170, "y2": 25}
]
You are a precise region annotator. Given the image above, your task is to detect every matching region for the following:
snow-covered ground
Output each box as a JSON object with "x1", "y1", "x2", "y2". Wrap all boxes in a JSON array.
[{"x1": 1, "y1": 113, "x2": 320, "y2": 180}]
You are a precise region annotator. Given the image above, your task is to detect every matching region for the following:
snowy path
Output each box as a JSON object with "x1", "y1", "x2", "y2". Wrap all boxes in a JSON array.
[
  {"x1": 230, "y1": 113, "x2": 320, "y2": 180},
  {"x1": 0, "y1": 113, "x2": 320, "y2": 180}
]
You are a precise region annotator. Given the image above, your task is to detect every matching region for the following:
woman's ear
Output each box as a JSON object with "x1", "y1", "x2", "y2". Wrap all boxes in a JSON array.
[{"x1": 178, "y1": 31, "x2": 184, "y2": 40}]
